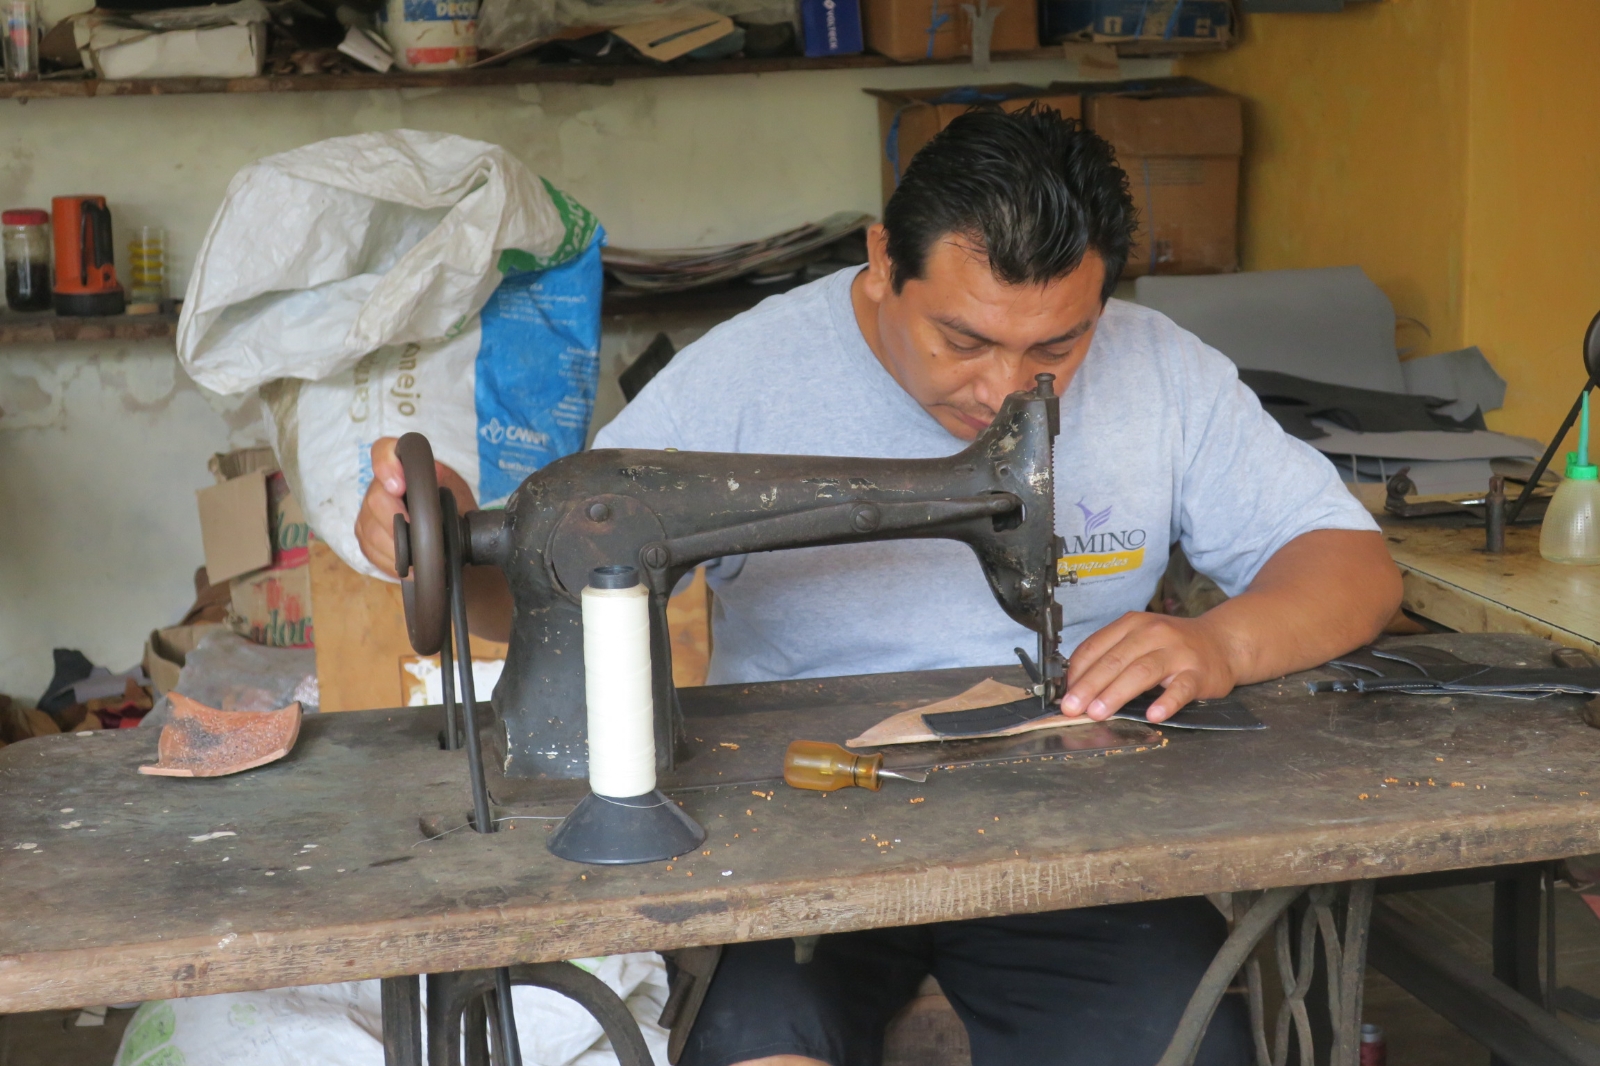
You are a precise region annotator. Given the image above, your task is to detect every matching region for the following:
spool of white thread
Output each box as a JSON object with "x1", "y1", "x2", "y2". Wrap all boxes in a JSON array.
[{"x1": 581, "y1": 567, "x2": 657, "y2": 799}]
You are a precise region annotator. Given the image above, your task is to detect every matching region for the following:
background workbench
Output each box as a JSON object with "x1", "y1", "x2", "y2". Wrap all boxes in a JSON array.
[
  {"x1": 1382, "y1": 517, "x2": 1600, "y2": 655},
  {"x1": 5, "y1": 633, "x2": 1600, "y2": 1016}
]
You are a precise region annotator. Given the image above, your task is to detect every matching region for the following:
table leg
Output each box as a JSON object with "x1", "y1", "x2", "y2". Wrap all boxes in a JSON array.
[
  {"x1": 422, "y1": 963, "x2": 656, "y2": 1066},
  {"x1": 1494, "y1": 866, "x2": 1548, "y2": 1066},
  {"x1": 1157, "y1": 880, "x2": 1375, "y2": 1066},
  {"x1": 382, "y1": 975, "x2": 422, "y2": 1066}
]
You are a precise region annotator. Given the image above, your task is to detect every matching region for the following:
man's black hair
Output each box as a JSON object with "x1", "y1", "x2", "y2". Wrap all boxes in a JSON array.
[{"x1": 882, "y1": 104, "x2": 1136, "y2": 302}]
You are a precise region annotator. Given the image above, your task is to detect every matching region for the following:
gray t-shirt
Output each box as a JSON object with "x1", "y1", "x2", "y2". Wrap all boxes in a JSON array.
[{"x1": 594, "y1": 267, "x2": 1376, "y2": 686}]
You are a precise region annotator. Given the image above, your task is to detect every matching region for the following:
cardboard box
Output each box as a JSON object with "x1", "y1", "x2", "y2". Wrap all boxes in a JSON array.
[
  {"x1": 228, "y1": 468, "x2": 314, "y2": 648},
  {"x1": 801, "y1": 0, "x2": 864, "y2": 56},
  {"x1": 230, "y1": 565, "x2": 314, "y2": 648},
  {"x1": 863, "y1": 0, "x2": 1036, "y2": 62},
  {"x1": 142, "y1": 622, "x2": 224, "y2": 695},
  {"x1": 1085, "y1": 89, "x2": 1240, "y2": 275},
  {"x1": 1039, "y1": 0, "x2": 1232, "y2": 49},
  {"x1": 868, "y1": 84, "x2": 1081, "y2": 206},
  {"x1": 78, "y1": 18, "x2": 268, "y2": 79},
  {"x1": 195, "y1": 446, "x2": 316, "y2": 649}
]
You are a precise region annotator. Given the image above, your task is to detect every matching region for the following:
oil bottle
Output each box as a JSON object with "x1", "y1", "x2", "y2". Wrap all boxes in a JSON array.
[{"x1": 1540, "y1": 390, "x2": 1600, "y2": 564}]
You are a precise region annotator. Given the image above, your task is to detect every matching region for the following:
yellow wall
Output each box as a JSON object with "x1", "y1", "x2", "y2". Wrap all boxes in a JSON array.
[
  {"x1": 1463, "y1": 3, "x2": 1600, "y2": 441},
  {"x1": 1183, "y1": 0, "x2": 1600, "y2": 446},
  {"x1": 1182, "y1": 1, "x2": 1471, "y2": 356}
]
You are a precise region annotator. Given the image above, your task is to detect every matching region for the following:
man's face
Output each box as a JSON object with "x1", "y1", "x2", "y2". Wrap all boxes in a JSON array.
[{"x1": 853, "y1": 224, "x2": 1107, "y2": 440}]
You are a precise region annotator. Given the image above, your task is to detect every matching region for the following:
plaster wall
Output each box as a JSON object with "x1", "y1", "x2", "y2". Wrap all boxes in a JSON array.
[{"x1": 0, "y1": 56, "x2": 1164, "y2": 698}]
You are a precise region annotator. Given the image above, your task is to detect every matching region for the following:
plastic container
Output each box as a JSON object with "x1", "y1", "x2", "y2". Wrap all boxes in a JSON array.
[
  {"x1": 380, "y1": 0, "x2": 477, "y2": 71},
  {"x1": 1541, "y1": 391, "x2": 1600, "y2": 564},
  {"x1": 1359, "y1": 1022, "x2": 1386, "y2": 1066},
  {"x1": 3, "y1": 0, "x2": 37, "y2": 79},
  {"x1": 128, "y1": 225, "x2": 166, "y2": 310},
  {"x1": 3, "y1": 207, "x2": 51, "y2": 312}
]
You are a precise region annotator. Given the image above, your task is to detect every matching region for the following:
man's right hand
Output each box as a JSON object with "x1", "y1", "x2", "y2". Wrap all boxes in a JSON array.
[{"x1": 355, "y1": 436, "x2": 478, "y2": 578}]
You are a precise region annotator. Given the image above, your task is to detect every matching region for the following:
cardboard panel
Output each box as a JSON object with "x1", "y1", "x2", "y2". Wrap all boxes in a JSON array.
[{"x1": 196, "y1": 469, "x2": 272, "y2": 583}]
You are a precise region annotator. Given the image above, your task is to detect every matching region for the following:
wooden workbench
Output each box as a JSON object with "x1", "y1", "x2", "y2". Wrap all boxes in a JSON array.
[
  {"x1": 1382, "y1": 517, "x2": 1600, "y2": 655},
  {"x1": 5, "y1": 633, "x2": 1600, "y2": 1015}
]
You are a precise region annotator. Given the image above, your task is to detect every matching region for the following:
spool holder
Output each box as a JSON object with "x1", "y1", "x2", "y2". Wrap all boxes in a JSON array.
[{"x1": 548, "y1": 566, "x2": 707, "y2": 866}]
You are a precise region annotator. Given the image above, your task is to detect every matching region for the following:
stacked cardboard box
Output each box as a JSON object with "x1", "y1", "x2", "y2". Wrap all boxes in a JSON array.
[
  {"x1": 196, "y1": 447, "x2": 314, "y2": 649},
  {"x1": 862, "y1": 0, "x2": 1037, "y2": 61},
  {"x1": 868, "y1": 84, "x2": 1082, "y2": 206},
  {"x1": 867, "y1": 78, "x2": 1240, "y2": 276},
  {"x1": 1083, "y1": 87, "x2": 1242, "y2": 275}
]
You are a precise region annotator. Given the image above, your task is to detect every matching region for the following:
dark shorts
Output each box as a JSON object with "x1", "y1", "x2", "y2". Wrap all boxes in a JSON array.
[{"x1": 678, "y1": 897, "x2": 1250, "y2": 1066}]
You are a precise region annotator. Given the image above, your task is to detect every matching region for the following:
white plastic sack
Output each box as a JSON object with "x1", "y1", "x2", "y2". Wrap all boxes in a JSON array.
[
  {"x1": 113, "y1": 954, "x2": 670, "y2": 1066},
  {"x1": 178, "y1": 131, "x2": 604, "y2": 579}
]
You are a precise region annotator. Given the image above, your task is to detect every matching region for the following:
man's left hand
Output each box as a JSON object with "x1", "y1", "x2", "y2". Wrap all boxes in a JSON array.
[
  {"x1": 1060, "y1": 612, "x2": 1236, "y2": 724},
  {"x1": 1056, "y1": 529, "x2": 1403, "y2": 725}
]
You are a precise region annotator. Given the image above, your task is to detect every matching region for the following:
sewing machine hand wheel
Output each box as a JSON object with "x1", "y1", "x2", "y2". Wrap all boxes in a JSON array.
[{"x1": 393, "y1": 432, "x2": 448, "y2": 656}]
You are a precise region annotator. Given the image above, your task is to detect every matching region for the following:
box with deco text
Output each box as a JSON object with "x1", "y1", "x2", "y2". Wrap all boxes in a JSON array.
[
  {"x1": 230, "y1": 468, "x2": 314, "y2": 648},
  {"x1": 863, "y1": 0, "x2": 1036, "y2": 62},
  {"x1": 867, "y1": 84, "x2": 1081, "y2": 206},
  {"x1": 1084, "y1": 87, "x2": 1241, "y2": 275},
  {"x1": 801, "y1": 0, "x2": 865, "y2": 56},
  {"x1": 1039, "y1": 0, "x2": 1232, "y2": 49},
  {"x1": 195, "y1": 447, "x2": 316, "y2": 649}
]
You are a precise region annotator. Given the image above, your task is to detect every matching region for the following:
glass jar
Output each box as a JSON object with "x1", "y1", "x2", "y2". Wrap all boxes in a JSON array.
[
  {"x1": 3, "y1": 207, "x2": 51, "y2": 312},
  {"x1": 3, "y1": 0, "x2": 39, "y2": 80},
  {"x1": 128, "y1": 225, "x2": 166, "y2": 309}
]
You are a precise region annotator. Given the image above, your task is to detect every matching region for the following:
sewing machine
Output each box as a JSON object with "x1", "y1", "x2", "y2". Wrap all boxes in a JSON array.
[{"x1": 393, "y1": 373, "x2": 1065, "y2": 784}]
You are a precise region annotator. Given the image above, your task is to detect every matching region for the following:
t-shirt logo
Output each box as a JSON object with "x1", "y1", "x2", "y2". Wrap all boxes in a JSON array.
[{"x1": 1057, "y1": 499, "x2": 1148, "y2": 582}]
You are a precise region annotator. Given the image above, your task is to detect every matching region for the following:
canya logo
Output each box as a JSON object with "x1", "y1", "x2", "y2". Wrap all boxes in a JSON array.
[
  {"x1": 1058, "y1": 498, "x2": 1147, "y2": 582},
  {"x1": 479, "y1": 418, "x2": 550, "y2": 448}
]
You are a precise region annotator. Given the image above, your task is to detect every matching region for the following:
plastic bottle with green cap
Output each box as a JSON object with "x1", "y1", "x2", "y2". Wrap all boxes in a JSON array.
[{"x1": 1540, "y1": 390, "x2": 1600, "y2": 563}]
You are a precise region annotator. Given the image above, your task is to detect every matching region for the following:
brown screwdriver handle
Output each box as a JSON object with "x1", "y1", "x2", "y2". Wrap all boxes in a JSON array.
[{"x1": 783, "y1": 740, "x2": 883, "y2": 792}]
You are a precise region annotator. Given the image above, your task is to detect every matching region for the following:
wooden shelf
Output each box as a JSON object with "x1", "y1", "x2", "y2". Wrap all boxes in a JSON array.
[
  {"x1": 602, "y1": 276, "x2": 806, "y2": 318},
  {"x1": 0, "y1": 42, "x2": 1218, "y2": 100},
  {"x1": 0, "y1": 309, "x2": 178, "y2": 344},
  {"x1": 0, "y1": 281, "x2": 791, "y2": 348}
]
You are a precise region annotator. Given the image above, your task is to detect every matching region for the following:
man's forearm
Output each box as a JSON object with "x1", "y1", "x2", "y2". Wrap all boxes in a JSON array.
[{"x1": 1198, "y1": 528, "x2": 1402, "y2": 687}]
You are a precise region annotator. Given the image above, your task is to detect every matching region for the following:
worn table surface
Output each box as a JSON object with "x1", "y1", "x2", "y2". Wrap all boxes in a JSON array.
[
  {"x1": 6, "y1": 632, "x2": 1600, "y2": 1014},
  {"x1": 1382, "y1": 517, "x2": 1600, "y2": 653}
]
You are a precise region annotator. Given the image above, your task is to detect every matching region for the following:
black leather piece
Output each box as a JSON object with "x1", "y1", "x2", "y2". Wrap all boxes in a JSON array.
[
  {"x1": 1113, "y1": 693, "x2": 1265, "y2": 731},
  {"x1": 1313, "y1": 644, "x2": 1600, "y2": 698},
  {"x1": 920, "y1": 692, "x2": 1266, "y2": 737},
  {"x1": 1238, "y1": 369, "x2": 1483, "y2": 441},
  {"x1": 921, "y1": 697, "x2": 1056, "y2": 738}
]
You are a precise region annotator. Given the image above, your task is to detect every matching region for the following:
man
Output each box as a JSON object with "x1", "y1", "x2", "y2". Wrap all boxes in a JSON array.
[{"x1": 357, "y1": 106, "x2": 1401, "y2": 1066}]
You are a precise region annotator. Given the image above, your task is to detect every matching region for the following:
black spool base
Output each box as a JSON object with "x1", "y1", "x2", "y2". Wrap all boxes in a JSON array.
[
  {"x1": 53, "y1": 289, "x2": 126, "y2": 317},
  {"x1": 547, "y1": 789, "x2": 706, "y2": 865}
]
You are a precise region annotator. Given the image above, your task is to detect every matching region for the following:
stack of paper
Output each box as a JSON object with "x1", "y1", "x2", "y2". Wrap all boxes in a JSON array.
[{"x1": 603, "y1": 212, "x2": 871, "y2": 293}]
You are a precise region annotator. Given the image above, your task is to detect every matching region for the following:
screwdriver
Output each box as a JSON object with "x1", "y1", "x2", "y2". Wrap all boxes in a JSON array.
[{"x1": 783, "y1": 740, "x2": 928, "y2": 792}]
